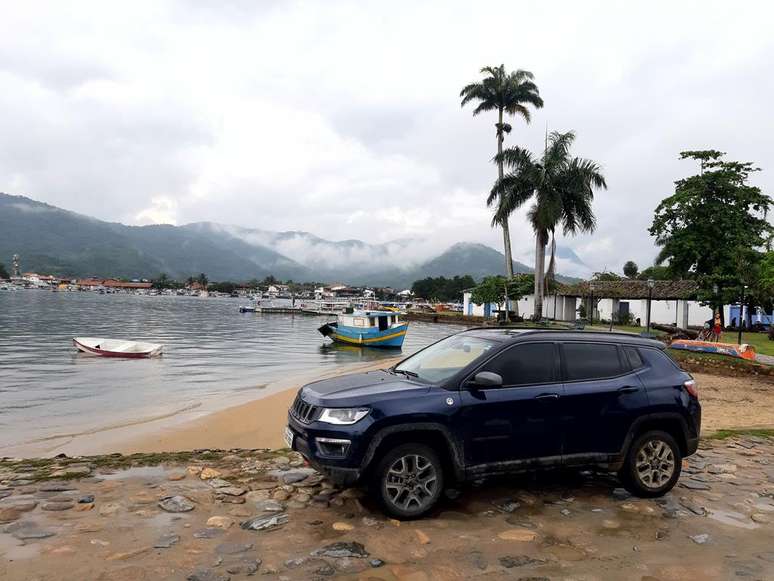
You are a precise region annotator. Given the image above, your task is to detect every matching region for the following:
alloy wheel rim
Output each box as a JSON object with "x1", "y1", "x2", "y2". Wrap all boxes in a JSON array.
[
  {"x1": 384, "y1": 453, "x2": 438, "y2": 511},
  {"x1": 635, "y1": 439, "x2": 675, "y2": 489}
]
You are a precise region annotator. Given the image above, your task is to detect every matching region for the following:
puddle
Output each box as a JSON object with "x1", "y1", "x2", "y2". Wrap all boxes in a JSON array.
[
  {"x1": 707, "y1": 509, "x2": 759, "y2": 530},
  {"x1": 0, "y1": 533, "x2": 41, "y2": 560},
  {"x1": 99, "y1": 466, "x2": 168, "y2": 481}
]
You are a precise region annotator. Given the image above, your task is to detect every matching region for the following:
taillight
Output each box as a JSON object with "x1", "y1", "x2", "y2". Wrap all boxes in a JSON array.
[{"x1": 684, "y1": 379, "x2": 698, "y2": 399}]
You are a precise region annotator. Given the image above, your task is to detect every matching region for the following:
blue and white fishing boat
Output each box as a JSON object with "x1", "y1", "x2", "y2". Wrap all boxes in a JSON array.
[{"x1": 318, "y1": 310, "x2": 408, "y2": 348}]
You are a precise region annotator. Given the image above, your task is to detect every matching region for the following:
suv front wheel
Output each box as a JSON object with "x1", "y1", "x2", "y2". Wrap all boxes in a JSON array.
[
  {"x1": 372, "y1": 443, "x2": 444, "y2": 519},
  {"x1": 620, "y1": 430, "x2": 682, "y2": 497}
]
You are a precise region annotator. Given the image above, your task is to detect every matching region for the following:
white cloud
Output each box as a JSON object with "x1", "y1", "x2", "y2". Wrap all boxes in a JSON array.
[{"x1": 0, "y1": 0, "x2": 772, "y2": 274}]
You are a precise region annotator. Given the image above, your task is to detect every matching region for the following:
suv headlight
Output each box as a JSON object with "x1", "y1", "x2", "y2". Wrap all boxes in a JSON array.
[{"x1": 318, "y1": 407, "x2": 369, "y2": 425}]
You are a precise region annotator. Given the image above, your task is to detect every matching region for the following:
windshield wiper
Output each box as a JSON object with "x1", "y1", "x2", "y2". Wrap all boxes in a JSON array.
[{"x1": 393, "y1": 368, "x2": 419, "y2": 379}]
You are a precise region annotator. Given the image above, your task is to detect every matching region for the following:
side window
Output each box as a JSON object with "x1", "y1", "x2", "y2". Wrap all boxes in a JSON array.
[
  {"x1": 623, "y1": 346, "x2": 644, "y2": 370},
  {"x1": 480, "y1": 343, "x2": 556, "y2": 386},
  {"x1": 563, "y1": 343, "x2": 624, "y2": 381}
]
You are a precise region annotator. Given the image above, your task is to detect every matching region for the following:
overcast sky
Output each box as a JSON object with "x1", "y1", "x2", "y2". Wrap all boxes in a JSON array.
[{"x1": 1, "y1": 0, "x2": 772, "y2": 276}]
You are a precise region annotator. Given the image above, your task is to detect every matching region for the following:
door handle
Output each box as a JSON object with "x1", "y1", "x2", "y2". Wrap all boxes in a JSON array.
[
  {"x1": 535, "y1": 393, "x2": 560, "y2": 400},
  {"x1": 618, "y1": 386, "x2": 640, "y2": 394}
]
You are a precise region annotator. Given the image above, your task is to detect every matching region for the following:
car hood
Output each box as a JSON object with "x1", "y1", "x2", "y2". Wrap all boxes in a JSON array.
[{"x1": 301, "y1": 369, "x2": 429, "y2": 407}]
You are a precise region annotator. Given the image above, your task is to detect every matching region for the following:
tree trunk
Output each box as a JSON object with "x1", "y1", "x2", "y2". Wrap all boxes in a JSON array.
[
  {"x1": 545, "y1": 230, "x2": 556, "y2": 289},
  {"x1": 497, "y1": 108, "x2": 514, "y2": 279},
  {"x1": 533, "y1": 231, "x2": 547, "y2": 320}
]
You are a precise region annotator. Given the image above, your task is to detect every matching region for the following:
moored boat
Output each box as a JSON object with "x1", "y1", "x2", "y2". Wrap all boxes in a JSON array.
[
  {"x1": 670, "y1": 339, "x2": 756, "y2": 360},
  {"x1": 318, "y1": 310, "x2": 408, "y2": 348},
  {"x1": 73, "y1": 337, "x2": 164, "y2": 358}
]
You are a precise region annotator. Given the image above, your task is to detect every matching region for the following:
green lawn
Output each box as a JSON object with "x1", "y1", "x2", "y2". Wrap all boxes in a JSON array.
[
  {"x1": 584, "y1": 324, "x2": 666, "y2": 336},
  {"x1": 731, "y1": 331, "x2": 774, "y2": 356}
]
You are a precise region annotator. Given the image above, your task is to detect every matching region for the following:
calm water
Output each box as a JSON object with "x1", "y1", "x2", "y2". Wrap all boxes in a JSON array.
[{"x1": 0, "y1": 292, "x2": 462, "y2": 452}]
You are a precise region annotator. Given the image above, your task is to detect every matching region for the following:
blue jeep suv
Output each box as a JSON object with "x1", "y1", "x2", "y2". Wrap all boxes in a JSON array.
[{"x1": 285, "y1": 329, "x2": 701, "y2": 519}]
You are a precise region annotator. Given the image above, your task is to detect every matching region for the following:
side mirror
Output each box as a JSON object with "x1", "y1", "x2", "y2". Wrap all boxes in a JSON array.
[{"x1": 470, "y1": 371, "x2": 503, "y2": 388}]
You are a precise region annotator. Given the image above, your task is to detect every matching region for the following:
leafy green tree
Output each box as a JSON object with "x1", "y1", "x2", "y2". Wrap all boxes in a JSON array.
[
  {"x1": 637, "y1": 265, "x2": 673, "y2": 281},
  {"x1": 649, "y1": 150, "x2": 772, "y2": 321},
  {"x1": 470, "y1": 274, "x2": 534, "y2": 316},
  {"x1": 623, "y1": 261, "x2": 638, "y2": 278},
  {"x1": 760, "y1": 252, "x2": 774, "y2": 296},
  {"x1": 411, "y1": 275, "x2": 476, "y2": 302},
  {"x1": 461, "y1": 65, "x2": 543, "y2": 278},
  {"x1": 592, "y1": 271, "x2": 622, "y2": 281},
  {"x1": 493, "y1": 131, "x2": 606, "y2": 320},
  {"x1": 0, "y1": 262, "x2": 9, "y2": 279}
]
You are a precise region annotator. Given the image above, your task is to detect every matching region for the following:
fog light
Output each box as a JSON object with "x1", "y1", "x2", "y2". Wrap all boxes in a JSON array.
[{"x1": 316, "y1": 437, "x2": 351, "y2": 458}]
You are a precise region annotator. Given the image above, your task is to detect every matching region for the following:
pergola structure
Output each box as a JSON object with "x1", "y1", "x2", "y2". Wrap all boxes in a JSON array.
[{"x1": 549, "y1": 280, "x2": 700, "y2": 326}]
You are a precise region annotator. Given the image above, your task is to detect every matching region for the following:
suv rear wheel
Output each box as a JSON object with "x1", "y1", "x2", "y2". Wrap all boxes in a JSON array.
[
  {"x1": 620, "y1": 430, "x2": 682, "y2": 497},
  {"x1": 372, "y1": 443, "x2": 444, "y2": 519}
]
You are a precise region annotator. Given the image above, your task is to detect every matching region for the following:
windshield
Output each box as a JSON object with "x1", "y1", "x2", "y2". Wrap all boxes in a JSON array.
[{"x1": 394, "y1": 334, "x2": 498, "y2": 384}]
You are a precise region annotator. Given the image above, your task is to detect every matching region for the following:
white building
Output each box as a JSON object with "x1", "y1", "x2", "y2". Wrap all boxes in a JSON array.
[{"x1": 464, "y1": 280, "x2": 718, "y2": 328}]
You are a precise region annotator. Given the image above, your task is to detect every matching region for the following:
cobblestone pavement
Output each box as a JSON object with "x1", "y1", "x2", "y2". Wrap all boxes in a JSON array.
[{"x1": 1, "y1": 436, "x2": 773, "y2": 580}]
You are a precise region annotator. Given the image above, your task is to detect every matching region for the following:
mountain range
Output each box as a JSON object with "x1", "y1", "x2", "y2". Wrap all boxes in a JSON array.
[{"x1": 0, "y1": 193, "x2": 583, "y2": 287}]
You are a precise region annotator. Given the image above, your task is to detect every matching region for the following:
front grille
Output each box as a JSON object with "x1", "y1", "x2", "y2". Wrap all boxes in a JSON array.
[{"x1": 290, "y1": 394, "x2": 319, "y2": 424}]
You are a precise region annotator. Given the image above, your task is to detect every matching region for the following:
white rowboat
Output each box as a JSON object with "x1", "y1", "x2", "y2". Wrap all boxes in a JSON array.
[{"x1": 73, "y1": 337, "x2": 163, "y2": 358}]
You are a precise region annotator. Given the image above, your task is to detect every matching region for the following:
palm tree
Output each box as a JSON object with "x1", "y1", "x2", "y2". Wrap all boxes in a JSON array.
[
  {"x1": 461, "y1": 65, "x2": 543, "y2": 277},
  {"x1": 493, "y1": 131, "x2": 606, "y2": 319}
]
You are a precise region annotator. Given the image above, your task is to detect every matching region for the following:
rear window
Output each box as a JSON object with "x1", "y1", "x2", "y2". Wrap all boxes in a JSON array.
[
  {"x1": 624, "y1": 346, "x2": 644, "y2": 369},
  {"x1": 563, "y1": 343, "x2": 624, "y2": 381}
]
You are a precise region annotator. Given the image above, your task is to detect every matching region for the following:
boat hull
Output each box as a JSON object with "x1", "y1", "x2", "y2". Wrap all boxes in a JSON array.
[
  {"x1": 73, "y1": 337, "x2": 163, "y2": 358},
  {"x1": 670, "y1": 339, "x2": 756, "y2": 360},
  {"x1": 318, "y1": 323, "x2": 408, "y2": 348}
]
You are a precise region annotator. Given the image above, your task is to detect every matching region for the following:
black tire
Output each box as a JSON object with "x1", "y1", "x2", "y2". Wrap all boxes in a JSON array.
[
  {"x1": 619, "y1": 430, "x2": 682, "y2": 497},
  {"x1": 371, "y1": 443, "x2": 444, "y2": 519}
]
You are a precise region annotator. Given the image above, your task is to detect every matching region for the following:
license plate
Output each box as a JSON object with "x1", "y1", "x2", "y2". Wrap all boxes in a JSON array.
[{"x1": 283, "y1": 426, "x2": 294, "y2": 450}]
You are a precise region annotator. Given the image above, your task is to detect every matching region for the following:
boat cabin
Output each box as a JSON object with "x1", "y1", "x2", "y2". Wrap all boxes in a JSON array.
[{"x1": 338, "y1": 310, "x2": 402, "y2": 331}]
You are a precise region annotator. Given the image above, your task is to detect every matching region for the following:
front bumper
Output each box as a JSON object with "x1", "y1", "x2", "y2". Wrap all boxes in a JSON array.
[{"x1": 285, "y1": 414, "x2": 367, "y2": 486}]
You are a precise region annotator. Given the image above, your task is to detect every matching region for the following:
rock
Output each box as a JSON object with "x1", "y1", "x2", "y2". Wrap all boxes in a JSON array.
[
  {"x1": 273, "y1": 456, "x2": 290, "y2": 466},
  {"x1": 193, "y1": 528, "x2": 222, "y2": 539},
  {"x1": 167, "y1": 471, "x2": 186, "y2": 481},
  {"x1": 98, "y1": 502, "x2": 121, "y2": 516},
  {"x1": 250, "y1": 481, "x2": 277, "y2": 491},
  {"x1": 225, "y1": 559, "x2": 261, "y2": 575},
  {"x1": 158, "y1": 495, "x2": 195, "y2": 513},
  {"x1": 207, "y1": 478, "x2": 232, "y2": 489},
  {"x1": 333, "y1": 521, "x2": 354, "y2": 531},
  {"x1": 215, "y1": 542, "x2": 254, "y2": 555},
  {"x1": 5, "y1": 521, "x2": 56, "y2": 540},
  {"x1": 39, "y1": 483, "x2": 76, "y2": 492},
  {"x1": 469, "y1": 550, "x2": 487, "y2": 570},
  {"x1": 75, "y1": 502, "x2": 94, "y2": 512},
  {"x1": 272, "y1": 490, "x2": 291, "y2": 501},
  {"x1": 689, "y1": 533, "x2": 710, "y2": 544},
  {"x1": 362, "y1": 517, "x2": 381, "y2": 528},
  {"x1": 154, "y1": 533, "x2": 181, "y2": 548},
  {"x1": 414, "y1": 529, "x2": 430, "y2": 544},
  {"x1": 280, "y1": 471, "x2": 312, "y2": 485},
  {"x1": 90, "y1": 539, "x2": 110, "y2": 546},
  {"x1": 218, "y1": 486, "x2": 246, "y2": 497},
  {"x1": 493, "y1": 500, "x2": 520, "y2": 513},
  {"x1": 105, "y1": 546, "x2": 152, "y2": 561},
  {"x1": 186, "y1": 466, "x2": 203, "y2": 476},
  {"x1": 200, "y1": 467, "x2": 222, "y2": 480},
  {"x1": 499, "y1": 555, "x2": 543, "y2": 568},
  {"x1": 602, "y1": 520, "x2": 621, "y2": 529},
  {"x1": 0, "y1": 490, "x2": 12, "y2": 500},
  {"x1": 187, "y1": 568, "x2": 231, "y2": 581},
  {"x1": 241, "y1": 513, "x2": 289, "y2": 532},
  {"x1": 293, "y1": 492, "x2": 311, "y2": 503},
  {"x1": 679, "y1": 498, "x2": 707, "y2": 516},
  {"x1": 751, "y1": 513, "x2": 771, "y2": 524},
  {"x1": 708, "y1": 463, "x2": 737, "y2": 474},
  {"x1": 79, "y1": 494, "x2": 95, "y2": 503},
  {"x1": 50, "y1": 465, "x2": 91, "y2": 478},
  {"x1": 0, "y1": 500, "x2": 38, "y2": 522},
  {"x1": 680, "y1": 480, "x2": 711, "y2": 491},
  {"x1": 42, "y1": 501, "x2": 75, "y2": 511},
  {"x1": 560, "y1": 508, "x2": 571, "y2": 517},
  {"x1": 612, "y1": 488, "x2": 631, "y2": 500},
  {"x1": 369, "y1": 558, "x2": 385, "y2": 568},
  {"x1": 497, "y1": 528, "x2": 537, "y2": 542},
  {"x1": 255, "y1": 499, "x2": 285, "y2": 513},
  {"x1": 315, "y1": 562, "x2": 336, "y2": 576},
  {"x1": 207, "y1": 516, "x2": 235, "y2": 529},
  {"x1": 313, "y1": 541, "x2": 369, "y2": 559}
]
